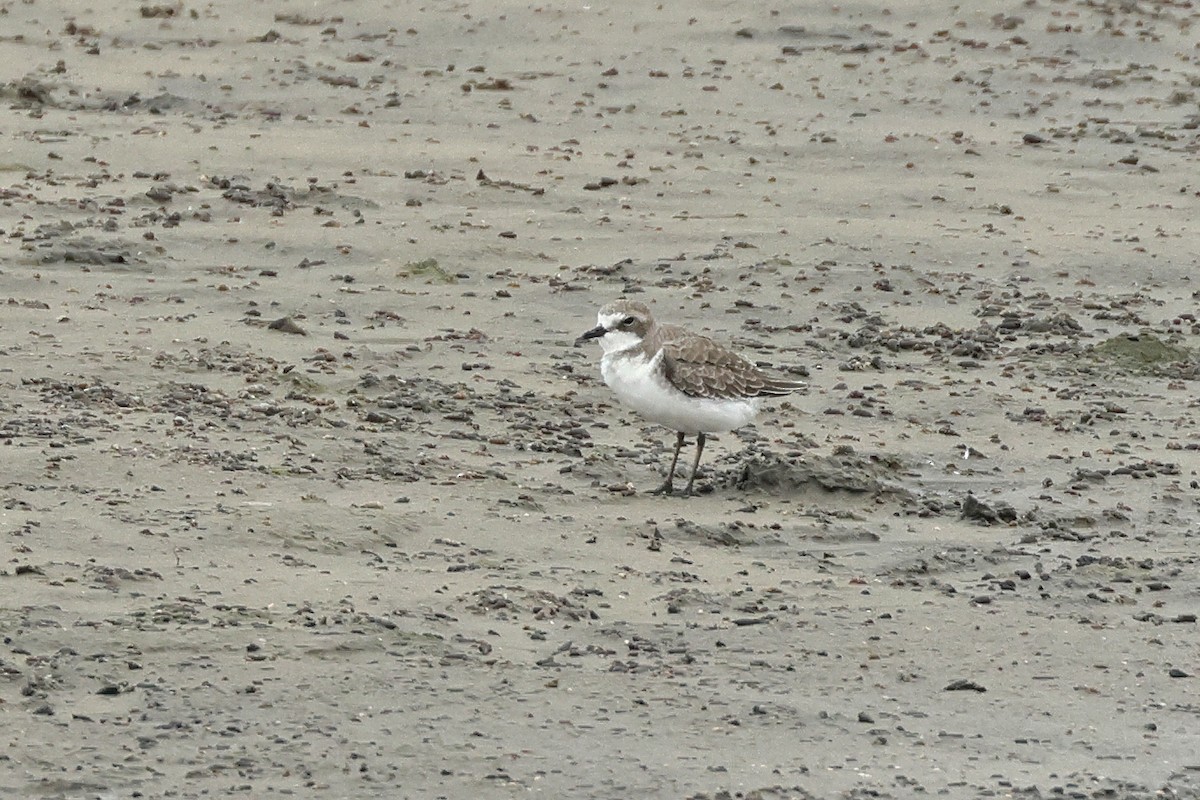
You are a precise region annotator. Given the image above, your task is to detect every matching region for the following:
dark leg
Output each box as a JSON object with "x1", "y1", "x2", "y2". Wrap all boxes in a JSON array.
[
  {"x1": 650, "y1": 431, "x2": 686, "y2": 495},
  {"x1": 683, "y1": 431, "x2": 707, "y2": 496}
]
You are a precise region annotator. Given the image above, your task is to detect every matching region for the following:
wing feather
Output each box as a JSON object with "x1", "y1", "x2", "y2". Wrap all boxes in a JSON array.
[{"x1": 655, "y1": 328, "x2": 804, "y2": 400}]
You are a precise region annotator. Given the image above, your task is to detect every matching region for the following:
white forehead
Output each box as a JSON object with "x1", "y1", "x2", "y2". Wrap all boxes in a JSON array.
[{"x1": 599, "y1": 310, "x2": 628, "y2": 329}]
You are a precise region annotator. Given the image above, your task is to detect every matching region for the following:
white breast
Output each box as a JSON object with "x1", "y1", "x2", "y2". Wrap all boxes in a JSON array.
[{"x1": 599, "y1": 349, "x2": 759, "y2": 434}]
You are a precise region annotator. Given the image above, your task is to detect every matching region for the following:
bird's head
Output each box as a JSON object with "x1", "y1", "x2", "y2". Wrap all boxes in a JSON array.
[{"x1": 575, "y1": 300, "x2": 653, "y2": 353}]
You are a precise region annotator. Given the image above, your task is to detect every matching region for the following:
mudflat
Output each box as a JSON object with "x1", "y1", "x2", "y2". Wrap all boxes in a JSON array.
[{"x1": 2, "y1": 1, "x2": 1198, "y2": 798}]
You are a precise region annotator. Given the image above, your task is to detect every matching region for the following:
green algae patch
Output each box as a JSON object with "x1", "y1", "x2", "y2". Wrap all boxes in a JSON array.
[
  {"x1": 1091, "y1": 333, "x2": 1195, "y2": 375},
  {"x1": 399, "y1": 258, "x2": 456, "y2": 284}
]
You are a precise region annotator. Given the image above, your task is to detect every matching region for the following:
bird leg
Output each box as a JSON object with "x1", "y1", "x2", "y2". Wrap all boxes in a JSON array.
[
  {"x1": 650, "y1": 431, "x2": 686, "y2": 495},
  {"x1": 683, "y1": 431, "x2": 707, "y2": 496}
]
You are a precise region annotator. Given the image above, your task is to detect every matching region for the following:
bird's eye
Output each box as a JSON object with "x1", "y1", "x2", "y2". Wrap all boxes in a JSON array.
[{"x1": 622, "y1": 316, "x2": 636, "y2": 326}]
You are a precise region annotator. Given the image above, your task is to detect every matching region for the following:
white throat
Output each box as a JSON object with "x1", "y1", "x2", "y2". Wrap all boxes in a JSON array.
[{"x1": 598, "y1": 329, "x2": 642, "y2": 355}]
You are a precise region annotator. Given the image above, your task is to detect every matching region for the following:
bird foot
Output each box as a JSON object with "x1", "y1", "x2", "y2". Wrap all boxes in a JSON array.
[{"x1": 649, "y1": 480, "x2": 704, "y2": 497}]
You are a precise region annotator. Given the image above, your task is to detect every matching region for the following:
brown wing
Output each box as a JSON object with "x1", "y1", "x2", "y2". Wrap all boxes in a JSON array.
[{"x1": 657, "y1": 327, "x2": 804, "y2": 400}]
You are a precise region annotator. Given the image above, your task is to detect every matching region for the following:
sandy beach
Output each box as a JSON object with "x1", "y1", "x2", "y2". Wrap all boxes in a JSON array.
[{"x1": 2, "y1": 0, "x2": 1199, "y2": 797}]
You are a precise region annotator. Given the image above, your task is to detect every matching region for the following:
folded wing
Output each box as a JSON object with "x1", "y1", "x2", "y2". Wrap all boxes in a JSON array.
[{"x1": 657, "y1": 328, "x2": 805, "y2": 400}]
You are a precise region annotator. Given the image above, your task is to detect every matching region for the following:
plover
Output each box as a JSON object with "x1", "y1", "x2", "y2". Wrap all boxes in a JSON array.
[{"x1": 576, "y1": 299, "x2": 804, "y2": 495}]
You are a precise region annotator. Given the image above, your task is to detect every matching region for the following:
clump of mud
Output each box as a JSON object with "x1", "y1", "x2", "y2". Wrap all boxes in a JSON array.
[{"x1": 729, "y1": 450, "x2": 912, "y2": 500}]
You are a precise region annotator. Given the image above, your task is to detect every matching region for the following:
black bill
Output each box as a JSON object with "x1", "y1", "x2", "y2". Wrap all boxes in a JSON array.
[{"x1": 574, "y1": 325, "x2": 606, "y2": 346}]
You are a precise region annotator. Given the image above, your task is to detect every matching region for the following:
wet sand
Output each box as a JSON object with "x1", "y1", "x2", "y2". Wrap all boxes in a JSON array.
[{"x1": 2, "y1": 0, "x2": 1199, "y2": 797}]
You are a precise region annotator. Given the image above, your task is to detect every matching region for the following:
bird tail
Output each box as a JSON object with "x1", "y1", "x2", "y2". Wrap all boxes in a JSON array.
[{"x1": 757, "y1": 378, "x2": 806, "y2": 397}]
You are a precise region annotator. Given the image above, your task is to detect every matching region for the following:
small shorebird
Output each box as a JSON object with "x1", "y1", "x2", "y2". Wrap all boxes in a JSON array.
[{"x1": 576, "y1": 299, "x2": 804, "y2": 495}]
